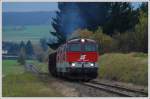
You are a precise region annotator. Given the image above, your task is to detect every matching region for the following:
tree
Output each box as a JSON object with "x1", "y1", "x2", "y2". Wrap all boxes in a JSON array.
[
  {"x1": 140, "y1": 2, "x2": 148, "y2": 15},
  {"x1": 103, "y1": 2, "x2": 139, "y2": 35},
  {"x1": 49, "y1": 2, "x2": 110, "y2": 49},
  {"x1": 133, "y1": 4, "x2": 148, "y2": 52},
  {"x1": 33, "y1": 44, "x2": 45, "y2": 62},
  {"x1": 49, "y1": 2, "x2": 141, "y2": 50},
  {"x1": 25, "y1": 40, "x2": 34, "y2": 57},
  {"x1": 112, "y1": 3, "x2": 148, "y2": 53},
  {"x1": 19, "y1": 41, "x2": 25, "y2": 49},
  {"x1": 3, "y1": 41, "x2": 20, "y2": 55},
  {"x1": 40, "y1": 38, "x2": 48, "y2": 51},
  {"x1": 17, "y1": 47, "x2": 26, "y2": 65}
]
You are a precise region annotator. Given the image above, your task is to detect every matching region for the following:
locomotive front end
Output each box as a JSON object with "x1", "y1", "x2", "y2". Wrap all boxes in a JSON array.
[{"x1": 66, "y1": 39, "x2": 99, "y2": 80}]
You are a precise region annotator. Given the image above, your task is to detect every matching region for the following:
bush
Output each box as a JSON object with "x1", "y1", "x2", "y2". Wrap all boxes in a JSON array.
[
  {"x1": 133, "y1": 10, "x2": 148, "y2": 53},
  {"x1": 43, "y1": 48, "x2": 55, "y2": 62},
  {"x1": 92, "y1": 27, "x2": 118, "y2": 53},
  {"x1": 70, "y1": 27, "x2": 118, "y2": 54},
  {"x1": 113, "y1": 26, "x2": 147, "y2": 53},
  {"x1": 17, "y1": 47, "x2": 26, "y2": 65},
  {"x1": 113, "y1": 32, "x2": 134, "y2": 52},
  {"x1": 113, "y1": 10, "x2": 148, "y2": 53},
  {"x1": 33, "y1": 44, "x2": 45, "y2": 62},
  {"x1": 70, "y1": 29, "x2": 93, "y2": 39}
]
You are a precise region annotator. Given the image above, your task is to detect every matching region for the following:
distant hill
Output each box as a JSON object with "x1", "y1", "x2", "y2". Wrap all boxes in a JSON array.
[{"x1": 2, "y1": 11, "x2": 56, "y2": 26}]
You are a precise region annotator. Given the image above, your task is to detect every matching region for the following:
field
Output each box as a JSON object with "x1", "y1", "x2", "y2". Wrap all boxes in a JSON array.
[
  {"x1": 27, "y1": 60, "x2": 49, "y2": 73},
  {"x1": 2, "y1": 60, "x2": 25, "y2": 76},
  {"x1": 2, "y1": 52, "x2": 148, "y2": 96},
  {"x1": 2, "y1": 25, "x2": 54, "y2": 43},
  {"x1": 98, "y1": 52, "x2": 148, "y2": 86},
  {"x1": 2, "y1": 59, "x2": 63, "y2": 97}
]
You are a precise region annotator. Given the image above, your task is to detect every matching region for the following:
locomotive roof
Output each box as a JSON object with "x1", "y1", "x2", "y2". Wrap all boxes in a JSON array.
[{"x1": 67, "y1": 38, "x2": 96, "y2": 43}]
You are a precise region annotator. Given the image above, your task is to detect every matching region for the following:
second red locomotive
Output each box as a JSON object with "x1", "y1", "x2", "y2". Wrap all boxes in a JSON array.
[{"x1": 48, "y1": 38, "x2": 99, "y2": 81}]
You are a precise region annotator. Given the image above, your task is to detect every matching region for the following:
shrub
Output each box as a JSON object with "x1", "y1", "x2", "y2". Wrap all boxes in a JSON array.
[
  {"x1": 113, "y1": 10, "x2": 148, "y2": 53},
  {"x1": 17, "y1": 47, "x2": 26, "y2": 65},
  {"x1": 70, "y1": 27, "x2": 118, "y2": 54},
  {"x1": 92, "y1": 27, "x2": 118, "y2": 53},
  {"x1": 133, "y1": 10, "x2": 148, "y2": 53},
  {"x1": 113, "y1": 32, "x2": 135, "y2": 52},
  {"x1": 70, "y1": 29, "x2": 93, "y2": 39}
]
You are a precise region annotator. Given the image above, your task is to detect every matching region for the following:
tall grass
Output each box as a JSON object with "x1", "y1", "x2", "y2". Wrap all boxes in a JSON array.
[{"x1": 98, "y1": 52, "x2": 148, "y2": 86}]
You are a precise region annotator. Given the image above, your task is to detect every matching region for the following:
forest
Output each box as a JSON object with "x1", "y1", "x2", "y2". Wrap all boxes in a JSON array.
[{"x1": 49, "y1": 2, "x2": 148, "y2": 53}]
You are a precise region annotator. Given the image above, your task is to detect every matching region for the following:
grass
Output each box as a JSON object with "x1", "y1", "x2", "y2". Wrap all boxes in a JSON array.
[
  {"x1": 3, "y1": 73, "x2": 63, "y2": 97},
  {"x1": 2, "y1": 59, "x2": 63, "y2": 97},
  {"x1": 2, "y1": 60, "x2": 25, "y2": 75},
  {"x1": 2, "y1": 25, "x2": 54, "y2": 43},
  {"x1": 26, "y1": 60, "x2": 49, "y2": 73},
  {"x1": 98, "y1": 52, "x2": 148, "y2": 86}
]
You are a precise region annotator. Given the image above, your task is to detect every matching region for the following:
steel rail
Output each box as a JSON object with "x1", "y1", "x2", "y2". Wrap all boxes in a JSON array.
[
  {"x1": 82, "y1": 81, "x2": 147, "y2": 97},
  {"x1": 91, "y1": 80, "x2": 148, "y2": 96}
]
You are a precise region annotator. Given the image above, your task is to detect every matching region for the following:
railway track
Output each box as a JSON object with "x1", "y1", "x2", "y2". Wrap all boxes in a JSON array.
[
  {"x1": 25, "y1": 64, "x2": 50, "y2": 78},
  {"x1": 82, "y1": 80, "x2": 148, "y2": 97},
  {"x1": 25, "y1": 64, "x2": 148, "y2": 97}
]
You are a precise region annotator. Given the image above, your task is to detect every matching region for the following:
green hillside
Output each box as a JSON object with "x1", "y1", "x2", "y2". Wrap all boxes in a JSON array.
[{"x1": 3, "y1": 25, "x2": 54, "y2": 43}]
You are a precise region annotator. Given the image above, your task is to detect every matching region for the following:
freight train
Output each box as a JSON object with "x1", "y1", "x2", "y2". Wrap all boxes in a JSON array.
[{"x1": 48, "y1": 38, "x2": 99, "y2": 81}]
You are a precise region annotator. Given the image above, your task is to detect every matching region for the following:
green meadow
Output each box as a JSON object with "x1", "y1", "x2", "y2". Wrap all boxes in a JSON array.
[
  {"x1": 2, "y1": 52, "x2": 148, "y2": 96},
  {"x1": 2, "y1": 59, "x2": 63, "y2": 97},
  {"x1": 2, "y1": 60, "x2": 25, "y2": 76},
  {"x1": 2, "y1": 25, "x2": 53, "y2": 43}
]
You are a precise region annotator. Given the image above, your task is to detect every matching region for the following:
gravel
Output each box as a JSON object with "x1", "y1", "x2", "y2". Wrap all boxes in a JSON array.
[{"x1": 52, "y1": 78, "x2": 120, "y2": 97}]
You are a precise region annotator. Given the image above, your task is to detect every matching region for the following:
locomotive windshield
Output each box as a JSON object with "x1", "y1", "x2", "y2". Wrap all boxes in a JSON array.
[
  {"x1": 84, "y1": 43, "x2": 96, "y2": 51},
  {"x1": 69, "y1": 43, "x2": 81, "y2": 51},
  {"x1": 68, "y1": 42, "x2": 96, "y2": 52}
]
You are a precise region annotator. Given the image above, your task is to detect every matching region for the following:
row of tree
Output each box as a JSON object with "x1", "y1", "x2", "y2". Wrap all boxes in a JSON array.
[
  {"x1": 2, "y1": 40, "x2": 34, "y2": 56},
  {"x1": 3, "y1": 39, "x2": 49, "y2": 64},
  {"x1": 49, "y1": 2, "x2": 148, "y2": 53}
]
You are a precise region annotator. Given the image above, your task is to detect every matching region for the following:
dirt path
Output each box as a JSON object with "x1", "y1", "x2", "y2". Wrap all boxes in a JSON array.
[{"x1": 51, "y1": 80, "x2": 79, "y2": 96}]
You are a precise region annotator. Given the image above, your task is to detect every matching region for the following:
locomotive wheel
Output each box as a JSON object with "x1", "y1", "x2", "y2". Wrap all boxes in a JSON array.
[{"x1": 81, "y1": 78, "x2": 90, "y2": 82}]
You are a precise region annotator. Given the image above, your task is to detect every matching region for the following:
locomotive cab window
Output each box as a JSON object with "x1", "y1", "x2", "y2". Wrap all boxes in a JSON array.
[
  {"x1": 68, "y1": 43, "x2": 81, "y2": 51},
  {"x1": 84, "y1": 43, "x2": 96, "y2": 52}
]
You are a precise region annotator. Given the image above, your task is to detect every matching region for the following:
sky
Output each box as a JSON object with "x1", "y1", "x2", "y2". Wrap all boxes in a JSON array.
[
  {"x1": 2, "y1": 2, "x2": 141, "y2": 12},
  {"x1": 2, "y1": 2, "x2": 58, "y2": 12}
]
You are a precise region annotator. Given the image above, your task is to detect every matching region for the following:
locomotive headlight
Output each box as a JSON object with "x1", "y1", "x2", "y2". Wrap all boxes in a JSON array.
[
  {"x1": 71, "y1": 63, "x2": 75, "y2": 66},
  {"x1": 90, "y1": 63, "x2": 94, "y2": 66},
  {"x1": 81, "y1": 39, "x2": 85, "y2": 42}
]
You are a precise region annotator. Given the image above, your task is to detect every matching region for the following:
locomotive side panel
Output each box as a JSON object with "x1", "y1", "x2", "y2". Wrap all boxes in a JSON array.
[{"x1": 56, "y1": 44, "x2": 70, "y2": 75}]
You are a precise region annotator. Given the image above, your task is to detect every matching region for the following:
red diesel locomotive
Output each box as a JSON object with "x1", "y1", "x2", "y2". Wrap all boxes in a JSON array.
[{"x1": 48, "y1": 38, "x2": 99, "y2": 81}]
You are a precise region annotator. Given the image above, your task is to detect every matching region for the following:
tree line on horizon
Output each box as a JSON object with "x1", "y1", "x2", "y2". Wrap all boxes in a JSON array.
[{"x1": 2, "y1": 38, "x2": 49, "y2": 64}]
